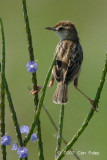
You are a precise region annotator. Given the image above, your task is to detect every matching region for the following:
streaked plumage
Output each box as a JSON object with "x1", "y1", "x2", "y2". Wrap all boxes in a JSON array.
[{"x1": 46, "y1": 21, "x2": 83, "y2": 104}]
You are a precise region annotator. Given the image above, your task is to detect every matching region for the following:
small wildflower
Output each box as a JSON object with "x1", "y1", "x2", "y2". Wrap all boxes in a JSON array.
[
  {"x1": 31, "y1": 133, "x2": 37, "y2": 143},
  {"x1": 12, "y1": 141, "x2": 18, "y2": 150},
  {"x1": 1, "y1": 135, "x2": 12, "y2": 145},
  {"x1": 17, "y1": 147, "x2": 29, "y2": 158},
  {"x1": 20, "y1": 125, "x2": 30, "y2": 136},
  {"x1": 26, "y1": 61, "x2": 38, "y2": 73}
]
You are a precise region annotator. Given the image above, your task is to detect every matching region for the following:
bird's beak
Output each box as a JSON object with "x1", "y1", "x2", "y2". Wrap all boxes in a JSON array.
[{"x1": 45, "y1": 27, "x2": 56, "y2": 31}]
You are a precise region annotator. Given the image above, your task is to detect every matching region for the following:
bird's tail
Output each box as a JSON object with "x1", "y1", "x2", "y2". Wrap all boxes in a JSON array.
[{"x1": 53, "y1": 82, "x2": 68, "y2": 104}]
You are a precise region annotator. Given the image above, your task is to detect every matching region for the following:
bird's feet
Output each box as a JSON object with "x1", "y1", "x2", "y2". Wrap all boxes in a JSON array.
[
  {"x1": 30, "y1": 82, "x2": 53, "y2": 95},
  {"x1": 74, "y1": 83, "x2": 98, "y2": 112},
  {"x1": 88, "y1": 98, "x2": 98, "y2": 112},
  {"x1": 31, "y1": 86, "x2": 41, "y2": 95}
]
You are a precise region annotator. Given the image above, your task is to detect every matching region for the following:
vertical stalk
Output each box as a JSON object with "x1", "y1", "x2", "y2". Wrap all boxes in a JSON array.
[
  {"x1": 0, "y1": 18, "x2": 6, "y2": 160},
  {"x1": 5, "y1": 79, "x2": 23, "y2": 147},
  {"x1": 43, "y1": 104, "x2": 81, "y2": 160},
  {"x1": 24, "y1": 54, "x2": 57, "y2": 145},
  {"x1": 21, "y1": 0, "x2": 44, "y2": 159},
  {"x1": 0, "y1": 18, "x2": 24, "y2": 160},
  {"x1": 55, "y1": 105, "x2": 64, "y2": 159},
  {"x1": 22, "y1": 0, "x2": 38, "y2": 104},
  {"x1": 5, "y1": 78, "x2": 25, "y2": 160},
  {"x1": 36, "y1": 119, "x2": 44, "y2": 159}
]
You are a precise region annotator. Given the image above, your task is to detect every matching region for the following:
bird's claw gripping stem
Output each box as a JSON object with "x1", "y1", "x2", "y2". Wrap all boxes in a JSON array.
[
  {"x1": 31, "y1": 86, "x2": 41, "y2": 95},
  {"x1": 88, "y1": 99, "x2": 98, "y2": 112}
]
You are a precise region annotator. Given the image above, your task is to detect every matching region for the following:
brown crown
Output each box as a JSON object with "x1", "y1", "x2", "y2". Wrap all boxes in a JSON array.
[{"x1": 54, "y1": 21, "x2": 75, "y2": 29}]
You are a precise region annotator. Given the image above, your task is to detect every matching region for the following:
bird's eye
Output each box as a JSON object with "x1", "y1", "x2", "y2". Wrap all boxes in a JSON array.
[{"x1": 58, "y1": 27, "x2": 64, "y2": 31}]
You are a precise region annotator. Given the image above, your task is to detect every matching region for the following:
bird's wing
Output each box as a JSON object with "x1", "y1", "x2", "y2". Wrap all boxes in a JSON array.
[
  {"x1": 53, "y1": 59, "x2": 63, "y2": 82},
  {"x1": 64, "y1": 43, "x2": 83, "y2": 84},
  {"x1": 53, "y1": 41, "x2": 83, "y2": 83}
]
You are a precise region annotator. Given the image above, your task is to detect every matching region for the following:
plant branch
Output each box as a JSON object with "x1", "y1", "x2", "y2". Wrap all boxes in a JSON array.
[
  {"x1": 5, "y1": 78, "x2": 23, "y2": 147},
  {"x1": 0, "y1": 18, "x2": 27, "y2": 160},
  {"x1": 43, "y1": 104, "x2": 81, "y2": 160},
  {"x1": 22, "y1": 0, "x2": 38, "y2": 106},
  {"x1": 24, "y1": 54, "x2": 57, "y2": 146},
  {"x1": 55, "y1": 105, "x2": 64, "y2": 159},
  {"x1": 5, "y1": 78, "x2": 24, "y2": 160},
  {"x1": 21, "y1": 0, "x2": 44, "y2": 159},
  {"x1": 0, "y1": 18, "x2": 6, "y2": 160},
  {"x1": 56, "y1": 53, "x2": 107, "y2": 160}
]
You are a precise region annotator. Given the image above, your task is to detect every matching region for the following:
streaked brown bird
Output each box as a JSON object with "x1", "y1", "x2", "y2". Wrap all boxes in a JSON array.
[
  {"x1": 32, "y1": 20, "x2": 96, "y2": 109},
  {"x1": 45, "y1": 20, "x2": 95, "y2": 108}
]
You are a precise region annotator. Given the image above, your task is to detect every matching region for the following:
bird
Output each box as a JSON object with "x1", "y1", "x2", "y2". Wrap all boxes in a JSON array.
[
  {"x1": 45, "y1": 20, "x2": 83, "y2": 104},
  {"x1": 32, "y1": 20, "x2": 96, "y2": 110},
  {"x1": 45, "y1": 20, "x2": 96, "y2": 109}
]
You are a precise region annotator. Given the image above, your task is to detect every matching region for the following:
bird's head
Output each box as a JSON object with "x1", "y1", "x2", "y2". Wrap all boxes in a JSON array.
[{"x1": 45, "y1": 21, "x2": 79, "y2": 42}]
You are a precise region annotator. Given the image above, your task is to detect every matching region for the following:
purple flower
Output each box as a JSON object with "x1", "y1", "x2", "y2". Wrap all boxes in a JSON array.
[
  {"x1": 26, "y1": 61, "x2": 38, "y2": 73},
  {"x1": 17, "y1": 147, "x2": 29, "y2": 158},
  {"x1": 12, "y1": 141, "x2": 18, "y2": 150},
  {"x1": 1, "y1": 135, "x2": 12, "y2": 145},
  {"x1": 31, "y1": 133, "x2": 37, "y2": 143},
  {"x1": 20, "y1": 125, "x2": 30, "y2": 136}
]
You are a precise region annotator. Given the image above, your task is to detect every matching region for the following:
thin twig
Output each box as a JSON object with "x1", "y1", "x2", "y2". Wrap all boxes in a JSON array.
[
  {"x1": 0, "y1": 18, "x2": 6, "y2": 160},
  {"x1": 43, "y1": 105, "x2": 58, "y2": 131},
  {"x1": 21, "y1": 0, "x2": 44, "y2": 159},
  {"x1": 56, "y1": 53, "x2": 107, "y2": 160},
  {"x1": 24, "y1": 54, "x2": 57, "y2": 146},
  {"x1": 43, "y1": 105, "x2": 81, "y2": 160},
  {"x1": 55, "y1": 105, "x2": 64, "y2": 159}
]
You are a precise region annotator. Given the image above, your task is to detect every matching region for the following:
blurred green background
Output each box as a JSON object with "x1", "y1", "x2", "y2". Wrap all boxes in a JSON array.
[{"x1": 0, "y1": 0, "x2": 107, "y2": 160}]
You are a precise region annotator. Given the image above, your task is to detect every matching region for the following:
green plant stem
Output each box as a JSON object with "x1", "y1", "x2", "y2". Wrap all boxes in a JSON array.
[
  {"x1": 22, "y1": 1, "x2": 44, "y2": 159},
  {"x1": 5, "y1": 78, "x2": 27, "y2": 159},
  {"x1": 24, "y1": 54, "x2": 57, "y2": 146},
  {"x1": 55, "y1": 105, "x2": 64, "y2": 159},
  {"x1": 22, "y1": 0, "x2": 38, "y2": 105},
  {"x1": 36, "y1": 119, "x2": 44, "y2": 160},
  {"x1": 5, "y1": 79, "x2": 23, "y2": 147},
  {"x1": 43, "y1": 105, "x2": 81, "y2": 160},
  {"x1": 36, "y1": 119, "x2": 44, "y2": 159},
  {"x1": 43, "y1": 105, "x2": 58, "y2": 131},
  {"x1": 0, "y1": 18, "x2": 6, "y2": 160},
  {"x1": 0, "y1": 18, "x2": 26, "y2": 160},
  {"x1": 56, "y1": 53, "x2": 107, "y2": 160},
  {"x1": 0, "y1": 62, "x2": 1, "y2": 72},
  {"x1": 5, "y1": 78, "x2": 24, "y2": 160}
]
